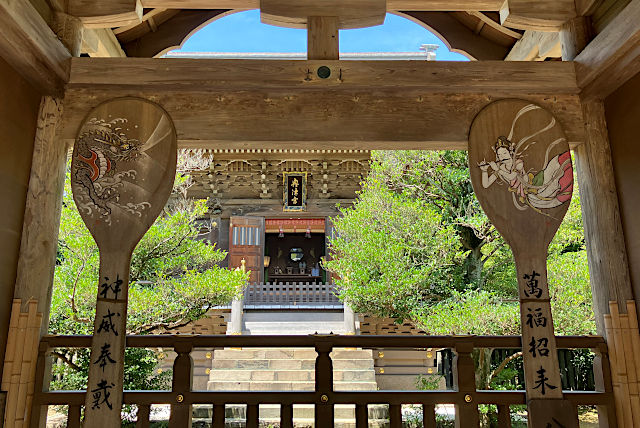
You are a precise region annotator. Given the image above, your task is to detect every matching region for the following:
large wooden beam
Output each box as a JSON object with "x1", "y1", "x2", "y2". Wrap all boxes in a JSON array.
[
  {"x1": 261, "y1": 0, "x2": 385, "y2": 29},
  {"x1": 67, "y1": 0, "x2": 143, "y2": 28},
  {"x1": 575, "y1": 0, "x2": 640, "y2": 100},
  {"x1": 138, "y1": 0, "x2": 505, "y2": 11},
  {"x1": 62, "y1": 58, "x2": 584, "y2": 149},
  {"x1": 504, "y1": 30, "x2": 561, "y2": 61},
  {"x1": 0, "y1": 0, "x2": 70, "y2": 95},
  {"x1": 82, "y1": 28, "x2": 126, "y2": 57},
  {"x1": 500, "y1": 0, "x2": 577, "y2": 31}
]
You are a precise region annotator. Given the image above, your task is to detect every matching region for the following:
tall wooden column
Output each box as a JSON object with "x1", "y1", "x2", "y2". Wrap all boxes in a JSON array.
[
  {"x1": 12, "y1": 97, "x2": 67, "y2": 324},
  {"x1": 562, "y1": 16, "x2": 639, "y2": 426},
  {"x1": 561, "y1": 16, "x2": 634, "y2": 331}
]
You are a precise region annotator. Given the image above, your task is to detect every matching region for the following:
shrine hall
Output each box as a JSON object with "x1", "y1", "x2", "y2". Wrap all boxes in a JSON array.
[{"x1": 1, "y1": 0, "x2": 640, "y2": 427}]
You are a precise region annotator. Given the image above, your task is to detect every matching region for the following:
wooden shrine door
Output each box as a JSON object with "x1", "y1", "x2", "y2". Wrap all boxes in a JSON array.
[{"x1": 229, "y1": 216, "x2": 265, "y2": 284}]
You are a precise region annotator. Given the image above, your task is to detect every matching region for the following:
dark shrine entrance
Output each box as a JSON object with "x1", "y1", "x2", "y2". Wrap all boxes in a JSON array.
[{"x1": 264, "y1": 218, "x2": 327, "y2": 284}]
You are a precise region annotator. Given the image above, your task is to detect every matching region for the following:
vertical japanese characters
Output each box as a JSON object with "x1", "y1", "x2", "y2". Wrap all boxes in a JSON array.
[{"x1": 71, "y1": 98, "x2": 177, "y2": 427}]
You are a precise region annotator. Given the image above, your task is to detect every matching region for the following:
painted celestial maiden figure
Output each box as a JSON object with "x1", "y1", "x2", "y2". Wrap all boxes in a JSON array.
[{"x1": 478, "y1": 104, "x2": 573, "y2": 214}]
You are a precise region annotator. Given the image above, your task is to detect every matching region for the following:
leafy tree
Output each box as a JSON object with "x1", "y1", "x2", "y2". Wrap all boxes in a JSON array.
[
  {"x1": 49, "y1": 167, "x2": 247, "y2": 390},
  {"x1": 325, "y1": 150, "x2": 596, "y2": 416}
]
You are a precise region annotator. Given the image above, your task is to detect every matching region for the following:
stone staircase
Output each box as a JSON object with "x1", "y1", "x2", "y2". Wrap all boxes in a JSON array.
[
  {"x1": 208, "y1": 347, "x2": 377, "y2": 391},
  {"x1": 205, "y1": 347, "x2": 387, "y2": 427}
]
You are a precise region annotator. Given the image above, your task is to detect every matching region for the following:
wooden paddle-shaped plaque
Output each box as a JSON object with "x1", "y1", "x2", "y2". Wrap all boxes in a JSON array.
[
  {"x1": 469, "y1": 99, "x2": 577, "y2": 427},
  {"x1": 71, "y1": 98, "x2": 177, "y2": 426}
]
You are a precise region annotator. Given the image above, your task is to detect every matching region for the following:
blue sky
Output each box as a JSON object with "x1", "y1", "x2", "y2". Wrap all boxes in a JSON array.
[{"x1": 175, "y1": 10, "x2": 468, "y2": 61}]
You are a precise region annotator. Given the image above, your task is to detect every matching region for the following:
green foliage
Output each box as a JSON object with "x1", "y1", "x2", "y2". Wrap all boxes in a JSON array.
[
  {"x1": 327, "y1": 150, "x2": 596, "y2": 402},
  {"x1": 327, "y1": 150, "x2": 595, "y2": 336},
  {"x1": 415, "y1": 374, "x2": 444, "y2": 391},
  {"x1": 50, "y1": 167, "x2": 247, "y2": 390}
]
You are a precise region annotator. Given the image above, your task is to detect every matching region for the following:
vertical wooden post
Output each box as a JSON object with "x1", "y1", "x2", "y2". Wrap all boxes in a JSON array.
[
  {"x1": 307, "y1": 16, "x2": 339, "y2": 60},
  {"x1": 314, "y1": 340, "x2": 333, "y2": 426},
  {"x1": 12, "y1": 96, "x2": 66, "y2": 331},
  {"x1": 593, "y1": 343, "x2": 618, "y2": 427},
  {"x1": 452, "y1": 341, "x2": 479, "y2": 427},
  {"x1": 169, "y1": 339, "x2": 193, "y2": 427}
]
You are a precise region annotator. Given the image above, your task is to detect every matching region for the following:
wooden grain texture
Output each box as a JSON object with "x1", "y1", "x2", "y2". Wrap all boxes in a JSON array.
[
  {"x1": 62, "y1": 88, "x2": 584, "y2": 150},
  {"x1": 574, "y1": 101, "x2": 633, "y2": 331},
  {"x1": 13, "y1": 97, "x2": 67, "y2": 320},
  {"x1": 68, "y1": 0, "x2": 143, "y2": 28},
  {"x1": 261, "y1": 0, "x2": 384, "y2": 29},
  {"x1": 0, "y1": 0, "x2": 71, "y2": 95},
  {"x1": 307, "y1": 17, "x2": 339, "y2": 60},
  {"x1": 575, "y1": 0, "x2": 640, "y2": 100},
  {"x1": 71, "y1": 98, "x2": 177, "y2": 427},
  {"x1": 560, "y1": 16, "x2": 593, "y2": 61},
  {"x1": 139, "y1": 0, "x2": 505, "y2": 11},
  {"x1": 62, "y1": 58, "x2": 584, "y2": 148},
  {"x1": 82, "y1": 28, "x2": 126, "y2": 57},
  {"x1": 603, "y1": 301, "x2": 640, "y2": 427},
  {"x1": 500, "y1": 0, "x2": 577, "y2": 31},
  {"x1": 505, "y1": 30, "x2": 561, "y2": 61},
  {"x1": 469, "y1": 100, "x2": 576, "y2": 427},
  {"x1": 66, "y1": 58, "x2": 580, "y2": 93}
]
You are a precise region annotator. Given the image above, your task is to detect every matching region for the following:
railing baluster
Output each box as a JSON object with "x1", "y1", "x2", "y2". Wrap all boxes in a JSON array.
[
  {"x1": 355, "y1": 403, "x2": 368, "y2": 428},
  {"x1": 315, "y1": 341, "x2": 334, "y2": 426},
  {"x1": 28, "y1": 341, "x2": 50, "y2": 428},
  {"x1": 246, "y1": 404, "x2": 259, "y2": 428},
  {"x1": 67, "y1": 404, "x2": 81, "y2": 428},
  {"x1": 136, "y1": 404, "x2": 151, "y2": 428},
  {"x1": 281, "y1": 403, "x2": 294, "y2": 428},
  {"x1": 593, "y1": 342, "x2": 618, "y2": 428},
  {"x1": 389, "y1": 403, "x2": 402, "y2": 428},
  {"x1": 168, "y1": 339, "x2": 193, "y2": 427},
  {"x1": 497, "y1": 404, "x2": 512, "y2": 428},
  {"x1": 212, "y1": 404, "x2": 225, "y2": 428},
  {"x1": 422, "y1": 403, "x2": 436, "y2": 428},
  {"x1": 453, "y1": 341, "x2": 479, "y2": 427}
]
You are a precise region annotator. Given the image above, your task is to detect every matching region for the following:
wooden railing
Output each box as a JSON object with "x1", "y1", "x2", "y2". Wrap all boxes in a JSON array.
[
  {"x1": 30, "y1": 335, "x2": 616, "y2": 428},
  {"x1": 243, "y1": 282, "x2": 341, "y2": 308}
]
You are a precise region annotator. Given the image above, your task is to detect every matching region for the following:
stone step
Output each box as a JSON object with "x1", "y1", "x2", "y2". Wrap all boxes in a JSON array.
[
  {"x1": 212, "y1": 358, "x2": 374, "y2": 370},
  {"x1": 212, "y1": 348, "x2": 373, "y2": 360},
  {"x1": 209, "y1": 368, "x2": 377, "y2": 382},
  {"x1": 207, "y1": 380, "x2": 378, "y2": 391}
]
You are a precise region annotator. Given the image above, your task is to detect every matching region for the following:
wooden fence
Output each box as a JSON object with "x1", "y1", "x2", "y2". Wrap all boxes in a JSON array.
[
  {"x1": 29, "y1": 334, "x2": 616, "y2": 427},
  {"x1": 243, "y1": 282, "x2": 342, "y2": 308}
]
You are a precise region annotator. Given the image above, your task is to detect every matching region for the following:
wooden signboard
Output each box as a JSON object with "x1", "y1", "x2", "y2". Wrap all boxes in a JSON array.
[
  {"x1": 71, "y1": 98, "x2": 177, "y2": 426},
  {"x1": 469, "y1": 99, "x2": 577, "y2": 427}
]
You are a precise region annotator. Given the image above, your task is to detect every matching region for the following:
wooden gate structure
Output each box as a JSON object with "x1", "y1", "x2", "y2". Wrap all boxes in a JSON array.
[{"x1": 1, "y1": 0, "x2": 640, "y2": 426}]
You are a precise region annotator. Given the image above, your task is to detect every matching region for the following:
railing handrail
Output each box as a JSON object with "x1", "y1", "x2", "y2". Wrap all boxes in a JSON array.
[
  {"x1": 39, "y1": 333, "x2": 607, "y2": 349},
  {"x1": 31, "y1": 333, "x2": 615, "y2": 428}
]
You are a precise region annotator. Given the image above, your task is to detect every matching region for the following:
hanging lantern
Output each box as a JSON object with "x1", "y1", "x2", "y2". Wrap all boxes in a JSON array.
[
  {"x1": 305, "y1": 226, "x2": 311, "y2": 239},
  {"x1": 278, "y1": 225, "x2": 284, "y2": 238}
]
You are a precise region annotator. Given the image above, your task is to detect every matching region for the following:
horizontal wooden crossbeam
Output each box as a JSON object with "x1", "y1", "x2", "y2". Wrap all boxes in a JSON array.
[
  {"x1": 62, "y1": 58, "x2": 584, "y2": 149},
  {"x1": 138, "y1": 0, "x2": 506, "y2": 11}
]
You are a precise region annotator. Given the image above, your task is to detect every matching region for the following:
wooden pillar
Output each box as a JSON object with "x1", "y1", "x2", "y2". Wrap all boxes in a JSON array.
[
  {"x1": 575, "y1": 101, "x2": 634, "y2": 327},
  {"x1": 12, "y1": 97, "x2": 67, "y2": 327},
  {"x1": 561, "y1": 16, "x2": 639, "y2": 426},
  {"x1": 560, "y1": 15, "x2": 634, "y2": 331},
  {"x1": 307, "y1": 16, "x2": 339, "y2": 60}
]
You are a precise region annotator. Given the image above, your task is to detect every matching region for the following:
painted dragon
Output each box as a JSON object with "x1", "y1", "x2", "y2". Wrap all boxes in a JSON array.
[{"x1": 73, "y1": 118, "x2": 144, "y2": 219}]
